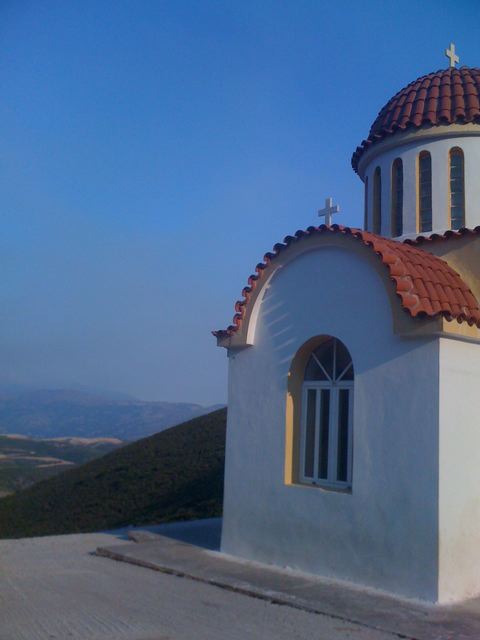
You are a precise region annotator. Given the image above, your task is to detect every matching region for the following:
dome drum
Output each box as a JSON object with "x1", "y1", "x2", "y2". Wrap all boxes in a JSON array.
[
  {"x1": 362, "y1": 132, "x2": 480, "y2": 238},
  {"x1": 355, "y1": 67, "x2": 480, "y2": 238}
]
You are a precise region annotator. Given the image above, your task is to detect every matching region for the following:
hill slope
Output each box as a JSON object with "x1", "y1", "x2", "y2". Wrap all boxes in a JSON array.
[
  {"x1": 0, "y1": 388, "x2": 222, "y2": 440},
  {"x1": 0, "y1": 408, "x2": 226, "y2": 539},
  {"x1": 0, "y1": 435, "x2": 123, "y2": 496}
]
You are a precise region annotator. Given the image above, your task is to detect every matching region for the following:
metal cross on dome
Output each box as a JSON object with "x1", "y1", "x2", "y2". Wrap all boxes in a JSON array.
[
  {"x1": 445, "y1": 42, "x2": 459, "y2": 68},
  {"x1": 318, "y1": 197, "x2": 340, "y2": 226}
]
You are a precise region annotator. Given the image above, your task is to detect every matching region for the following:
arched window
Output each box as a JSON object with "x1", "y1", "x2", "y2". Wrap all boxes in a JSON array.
[
  {"x1": 373, "y1": 167, "x2": 382, "y2": 234},
  {"x1": 391, "y1": 158, "x2": 403, "y2": 237},
  {"x1": 449, "y1": 147, "x2": 465, "y2": 230},
  {"x1": 301, "y1": 337, "x2": 354, "y2": 488},
  {"x1": 418, "y1": 151, "x2": 432, "y2": 232}
]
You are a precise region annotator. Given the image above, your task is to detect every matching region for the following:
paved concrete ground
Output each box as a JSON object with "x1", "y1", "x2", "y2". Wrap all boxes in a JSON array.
[
  {"x1": 97, "y1": 518, "x2": 480, "y2": 640},
  {"x1": 0, "y1": 522, "x2": 396, "y2": 640},
  {"x1": 3, "y1": 518, "x2": 480, "y2": 640}
]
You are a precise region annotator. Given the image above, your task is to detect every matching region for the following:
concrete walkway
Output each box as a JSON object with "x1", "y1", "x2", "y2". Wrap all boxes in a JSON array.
[
  {"x1": 96, "y1": 518, "x2": 480, "y2": 640},
  {"x1": 0, "y1": 521, "x2": 395, "y2": 640},
  {"x1": 2, "y1": 518, "x2": 480, "y2": 640}
]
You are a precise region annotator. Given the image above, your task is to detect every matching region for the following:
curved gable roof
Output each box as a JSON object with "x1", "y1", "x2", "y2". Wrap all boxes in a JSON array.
[{"x1": 213, "y1": 225, "x2": 480, "y2": 342}]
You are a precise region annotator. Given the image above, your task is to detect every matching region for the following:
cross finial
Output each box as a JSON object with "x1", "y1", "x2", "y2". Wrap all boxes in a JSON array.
[
  {"x1": 445, "y1": 42, "x2": 459, "y2": 68},
  {"x1": 318, "y1": 197, "x2": 340, "y2": 226}
]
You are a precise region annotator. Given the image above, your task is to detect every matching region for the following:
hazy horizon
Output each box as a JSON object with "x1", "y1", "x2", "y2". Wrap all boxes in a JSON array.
[
  {"x1": 2, "y1": 1, "x2": 478, "y2": 405},
  {"x1": 0, "y1": 378, "x2": 224, "y2": 406}
]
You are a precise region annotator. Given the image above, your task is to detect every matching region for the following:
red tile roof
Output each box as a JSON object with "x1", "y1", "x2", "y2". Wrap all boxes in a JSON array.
[
  {"x1": 352, "y1": 67, "x2": 480, "y2": 172},
  {"x1": 213, "y1": 225, "x2": 480, "y2": 339},
  {"x1": 404, "y1": 225, "x2": 480, "y2": 245}
]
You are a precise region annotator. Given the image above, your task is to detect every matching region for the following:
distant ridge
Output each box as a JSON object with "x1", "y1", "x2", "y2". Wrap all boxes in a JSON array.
[
  {"x1": 0, "y1": 408, "x2": 226, "y2": 539},
  {"x1": 0, "y1": 434, "x2": 122, "y2": 495},
  {"x1": 0, "y1": 387, "x2": 224, "y2": 440}
]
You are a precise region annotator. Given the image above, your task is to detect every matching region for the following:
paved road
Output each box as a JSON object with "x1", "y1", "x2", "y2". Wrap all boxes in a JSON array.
[{"x1": 0, "y1": 531, "x2": 396, "y2": 640}]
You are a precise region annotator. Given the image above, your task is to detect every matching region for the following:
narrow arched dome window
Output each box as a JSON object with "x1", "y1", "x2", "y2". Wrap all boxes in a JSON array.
[
  {"x1": 449, "y1": 147, "x2": 465, "y2": 230},
  {"x1": 363, "y1": 176, "x2": 368, "y2": 230},
  {"x1": 418, "y1": 151, "x2": 432, "y2": 233},
  {"x1": 391, "y1": 159, "x2": 403, "y2": 237},
  {"x1": 301, "y1": 337, "x2": 354, "y2": 489},
  {"x1": 373, "y1": 167, "x2": 381, "y2": 234}
]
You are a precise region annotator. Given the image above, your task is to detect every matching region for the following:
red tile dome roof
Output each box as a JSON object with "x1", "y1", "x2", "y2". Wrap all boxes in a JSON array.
[{"x1": 352, "y1": 67, "x2": 480, "y2": 172}]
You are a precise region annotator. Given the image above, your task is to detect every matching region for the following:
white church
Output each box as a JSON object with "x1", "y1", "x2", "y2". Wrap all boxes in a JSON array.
[{"x1": 214, "y1": 46, "x2": 480, "y2": 604}]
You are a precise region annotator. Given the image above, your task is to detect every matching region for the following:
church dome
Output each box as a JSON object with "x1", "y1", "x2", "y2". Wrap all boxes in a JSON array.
[{"x1": 352, "y1": 66, "x2": 480, "y2": 172}]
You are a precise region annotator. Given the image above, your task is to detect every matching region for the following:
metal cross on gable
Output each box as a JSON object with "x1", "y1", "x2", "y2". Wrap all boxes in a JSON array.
[
  {"x1": 445, "y1": 42, "x2": 459, "y2": 68},
  {"x1": 318, "y1": 197, "x2": 340, "y2": 226}
]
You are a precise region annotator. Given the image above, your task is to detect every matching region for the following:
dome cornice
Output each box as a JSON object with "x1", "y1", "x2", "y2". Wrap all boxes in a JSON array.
[{"x1": 355, "y1": 122, "x2": 480, "y2": 178}]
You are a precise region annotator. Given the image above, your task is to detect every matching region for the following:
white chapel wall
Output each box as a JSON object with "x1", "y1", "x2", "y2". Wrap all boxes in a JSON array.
[
  {"x1": 438, "y1": 337, "x2": 480, "y2": 603},
  {"x1": 222, "y1": 245, "x2": 441, "y2": 601}
]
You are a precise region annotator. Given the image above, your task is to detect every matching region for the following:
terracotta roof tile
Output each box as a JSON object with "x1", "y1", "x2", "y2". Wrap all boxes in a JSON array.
[
  {"x1": 403, "y1": 225, "x2": 480, "y2": 245},
  {"x1": 213, "y1": 225, "x2": 480, "y2": 339},
  {"x1": 352, "y1": 67, "x2": 480, "y2": 172}
]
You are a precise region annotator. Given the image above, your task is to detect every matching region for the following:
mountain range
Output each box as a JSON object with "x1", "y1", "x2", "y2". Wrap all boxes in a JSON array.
[{"x1": 0, "y1": 387, "x2": 223, "y2": 440}]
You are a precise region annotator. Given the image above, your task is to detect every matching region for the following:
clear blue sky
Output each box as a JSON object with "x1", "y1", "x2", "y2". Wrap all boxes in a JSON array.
[{"x1": 1, "y1": 0, "x2": 478, "y2": 405}]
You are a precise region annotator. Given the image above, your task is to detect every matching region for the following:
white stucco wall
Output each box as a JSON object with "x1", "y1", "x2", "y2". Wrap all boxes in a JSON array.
[
  {"x1": 221, "y1": 246, "x2": 441, "y2": 601},
  {"x1": 362, "y1": 131, "x2": 480, "y2": 238},
  {"x1": 438, "y1": 337, "x2": 480, "y2": 603}
]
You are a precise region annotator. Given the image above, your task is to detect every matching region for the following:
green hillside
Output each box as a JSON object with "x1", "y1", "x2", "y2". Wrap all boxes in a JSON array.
[{"x1": 0, "y1": 408, "x2": 226, "y2": 539}]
